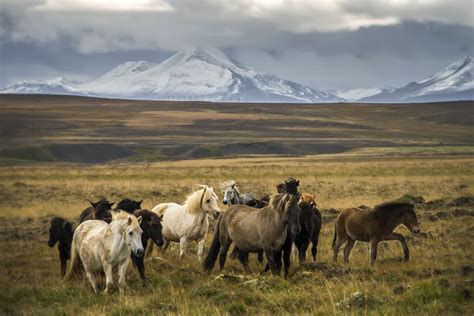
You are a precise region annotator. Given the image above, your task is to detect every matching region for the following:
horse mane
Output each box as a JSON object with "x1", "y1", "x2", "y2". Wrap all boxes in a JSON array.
[
  {"x1": 269, "y1": 194, "x2": 295, "y2": 213},
  {"x1": 372, "y1": 201, "x2": 413, "y2": 219},
  {"x1": 134, "y1": 209, "x2": 159, "y2": 224},
  {"x1": 184, "y1": 185, "x2": 214, "y2": 214},
  {"x1": 111, "y1": 211, "x2": 140, "y2": 230},
  {"x1": 220, "y1": 180, "x2": 240, "y2": 194}
]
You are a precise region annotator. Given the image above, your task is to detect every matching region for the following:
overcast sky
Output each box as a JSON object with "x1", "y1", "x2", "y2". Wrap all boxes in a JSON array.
[{"x1": 1, "y1": 0, "x2": 473, "y2": 90}]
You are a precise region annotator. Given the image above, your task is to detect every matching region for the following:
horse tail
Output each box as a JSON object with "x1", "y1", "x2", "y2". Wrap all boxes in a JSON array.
[
  {"x1": 151, "y1": 203, "x2": 169, "y2": 217},
  {"x1": 203, "y1": 215, "x2": 222, "y2": 273},
  {"x1": 63, "y1": 237, "x2": 82, "y2": 282}
]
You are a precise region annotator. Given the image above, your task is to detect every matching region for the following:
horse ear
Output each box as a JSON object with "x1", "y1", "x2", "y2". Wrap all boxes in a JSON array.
[
  {"x1": 158, "y1": 214, "x2": 164, "y2": 221},
  {"x1": 89, "y1": 200, "x2": 97, "y2": 208},
  {"x1": 137, "y1": 216, "x2": 142, "y2": 224},
  {"x1": 296, "y1": 180, "x2": 300, "y2": 185},
  {"x1": 137, "y1": 200, "x2": 143, "y2": 207},
  {"x1": 231, "y1": 184, "x2": 235, "y2": 189},
  {"x1": 108, "y1": 202, "x2": 115, "y2": 208},
  {"x1": 127, "y1": 217, "x2": 132, "y2": 225}
]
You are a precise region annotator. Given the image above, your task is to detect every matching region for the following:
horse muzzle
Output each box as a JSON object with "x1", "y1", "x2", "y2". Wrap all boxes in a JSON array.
[
  {"x1": 134, "y1": 248, "x2": 144, "y2": 257},
  {"x1": 48, "y1": 240, "x2": 55, "y2": 247},
  {"x1": 291, "y1": 225, "x2": 301, "y2": 235},
  {"x1": 223, "y1": 200, "x2": 228, "y2": 205}
]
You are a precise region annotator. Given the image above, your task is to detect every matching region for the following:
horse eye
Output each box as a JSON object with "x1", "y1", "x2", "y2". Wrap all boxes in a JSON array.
[
  {"x1": 206, "y1": 199, "x2": 211, "y2": 203},
  {"x1": 129, "y1": 232, "x2": 133, "y2": 236}
]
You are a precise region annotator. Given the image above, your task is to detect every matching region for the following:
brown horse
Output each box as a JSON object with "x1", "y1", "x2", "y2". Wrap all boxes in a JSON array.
[
  {"x1": 333, "y1": 202, "x2": 420, "y2": 265},
  {"x1": 203, "y1": 194, "x2": 301, "y2": 276},
  {"x1": 79, "y1": 199, "x2": 115, "y2": 223}
]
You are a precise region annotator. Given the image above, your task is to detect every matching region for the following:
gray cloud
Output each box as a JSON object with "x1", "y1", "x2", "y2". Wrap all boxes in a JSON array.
[{"x1": 1, "y1": 0, "x2": 473, "y2": 90}]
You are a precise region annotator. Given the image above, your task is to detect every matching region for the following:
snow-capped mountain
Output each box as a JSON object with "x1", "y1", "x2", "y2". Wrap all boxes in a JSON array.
[
  {"x1": 0, "y1": 77, "x2": 83, "y2": 95},
  {"x1": 361, "y1": 56, "x2": 473, "y2": 102},
  {"x1": 1, "y1": 48, "x2": 341, "y2": 103}
]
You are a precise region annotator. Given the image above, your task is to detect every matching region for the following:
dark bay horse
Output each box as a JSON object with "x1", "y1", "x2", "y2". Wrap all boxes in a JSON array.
[
  {"x1": 131, "y1": 209, "x2": 164, "y2": 282},
  {"x1": 79, "y1": 199, "x2": 115, "y2": 223},
  {"x1": 297, "y1": 193, "x2": 322, "y2": 262},
  {"x1": 115, "y1": 198, "x2": 143, "y2": 214},
  {"x1": 333, "y1": 202, "x2": 420, "y2": 265},
  {"x1": 203, "y1": 194, "x2": 301, "y2": 276},
  {"x1": 48, "y1": 217, "x2": 74, "y2": 276}
]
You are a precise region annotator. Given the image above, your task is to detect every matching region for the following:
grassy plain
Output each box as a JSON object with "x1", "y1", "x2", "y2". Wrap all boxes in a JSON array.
[{"x1": 1, "y1": 154, "x2": 473, "y2": 315}]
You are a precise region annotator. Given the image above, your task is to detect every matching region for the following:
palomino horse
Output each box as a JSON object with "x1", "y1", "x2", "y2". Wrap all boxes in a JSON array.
[
  {"x1": 203, "y1": 194, "x2": 301, "y2": 276},
  {"x1": 151, "y1": 185, "x2": 221, "y2": 261},
  {"x1": 333, "y1": 202, "x2": 420, "y2": 266},
  {"x1": 65, "y1": 211, "x2": 144, "y2": 293},
  {"x1": 48, "y1": 217, "x2": 74, "y2": 276}
]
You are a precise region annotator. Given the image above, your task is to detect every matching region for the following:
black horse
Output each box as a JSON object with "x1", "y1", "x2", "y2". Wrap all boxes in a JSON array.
[
  {"x1": 131, "y1": 209, "x2": 164, "y2": 282},
  {"x1": 48, "y1": 217, "x2": 74, "y2": 276},
  {"x1": 115, "y1": 198, "x2": 143, "y2": 214}
]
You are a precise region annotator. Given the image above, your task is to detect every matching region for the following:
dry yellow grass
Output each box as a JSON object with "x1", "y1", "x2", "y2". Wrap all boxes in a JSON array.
[{"x1": 0, "y1": 155, "x2": 473, "y2": 315}]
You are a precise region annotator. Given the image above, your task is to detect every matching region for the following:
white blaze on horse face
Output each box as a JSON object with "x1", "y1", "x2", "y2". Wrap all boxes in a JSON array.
[{"x1": 127, "y1": 216, "x2": 144, "y2": 257}]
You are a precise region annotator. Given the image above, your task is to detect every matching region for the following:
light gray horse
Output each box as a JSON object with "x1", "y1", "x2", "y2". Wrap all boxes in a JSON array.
[
  {"x1": 220, "y1": 180, "x2": 258, "y2": 206},
  {"x1": 203, "y1": 194, "x2": 301, "y2": 276}
]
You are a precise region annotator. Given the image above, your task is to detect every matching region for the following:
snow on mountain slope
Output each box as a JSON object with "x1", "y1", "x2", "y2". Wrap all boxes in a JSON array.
[
  {"x1": 0, "y1": 48, "x2": 341, "y2": 103},
  {"x1": 362, "y1": 56, "x2": 473, "y2": 102},
  {"x1": 335, "y1": 88, "x2": 387, "y2": 101},
  {"x1": 78, "y1": 48, "x2": 341, "y2": 102},
  {"x1": 0, "y1": 77, "x2": 83, "y2": 95}
]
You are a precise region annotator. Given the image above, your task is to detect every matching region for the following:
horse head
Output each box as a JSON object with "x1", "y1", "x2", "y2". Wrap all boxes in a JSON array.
[
  {"x1": 272, "y1": 194, "x2": 301, "y2": 235},
  {"x1": 401, "y1": 203, "x2": 420, "y2": 234},
  {"x1": 199, "y1": 185, "x2": 222, "y2": 218},
  {"x1": 135, "y1": 210, "x2": 164, "y2": 247},
  {"x1": 120, "y1": 213, "x2": 144, "y2": 257},
  {"x1": 48, "y1": 217, "x2": 72, "y2": 247}
]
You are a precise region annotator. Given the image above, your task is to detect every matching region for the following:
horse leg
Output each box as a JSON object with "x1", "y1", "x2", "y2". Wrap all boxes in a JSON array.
[
  {"x1": 257, "y1": 250, "x2": 264, "y2": 263},
  {"x1": 343, "y1": 238, "x2": 356, "y2": 263},
  {"x1": 161, "y1": 239, "x2": 170, "y2": 255},
  {"x1": 218, "y1": 240, "x2": 231, "y2": 270},
  {"x1": 197, "y1": 238, "x2": 205, "y2": 262},
  {"x1": 60, "y1": 258, "x2": 67, "y2": 277},
  {"x1": 117, "y1": 261, "x2": 128, "y2": 295},
  {"x1": 283, "y1": 247, "x2": 292, "y2": 278},
  {"x1": 333, "y1": 236, "x2": 347, "y2": 263},
  {"x1": 145, "y1": 239, "x2": 154, "y2": 257},
  {"x1": 311, "y1": 237, "x2": 319, "y2": 262},
  {"x1": 385, "y1": 233, "x2": 409, "y2": 261},
  {"x1": 298, "y1": 240, "x2": 310, "y2": 264},
  {"x1": 264, "y1": 249, "x2": 278, "y2": 275},
  {"x1": 179, "y1": 237, "x2": 189, "y2": 261},
  {"x1": 370, "y1": 239, "x2": 380, "y2": 266},
  {"x1": 104, "y1": 263, "x2": 114, "y2": 293},
  {"x1": 84, "y1": 269, "x2": 99, "y2": 294},
  {"x1": 237, "y1": 251, "x2": 251, "y2": 273}
]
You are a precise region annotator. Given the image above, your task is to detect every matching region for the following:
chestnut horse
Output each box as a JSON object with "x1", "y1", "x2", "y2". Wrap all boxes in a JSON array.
[{"x1": 333, "y1": 202, "x2": 420, "y2": 266}]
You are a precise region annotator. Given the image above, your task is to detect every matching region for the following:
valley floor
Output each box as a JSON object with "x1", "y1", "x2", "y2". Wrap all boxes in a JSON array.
[{"x1": 0, "y1": 155, "x2": 473, "y2": 315}]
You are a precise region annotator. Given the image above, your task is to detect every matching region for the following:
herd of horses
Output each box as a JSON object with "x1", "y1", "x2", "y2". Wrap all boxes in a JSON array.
[{"x1": 47, "y1": 178, "x2": 421, "y2": 293}]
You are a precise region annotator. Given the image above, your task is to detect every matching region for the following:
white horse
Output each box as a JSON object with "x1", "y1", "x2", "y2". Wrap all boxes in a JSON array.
[
  {"x1": 65, "y1": 211, "x2": 144, "y2": 294},
  {"x1": 151, "y1": 185, "x2": 222, "y2": 261}
]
